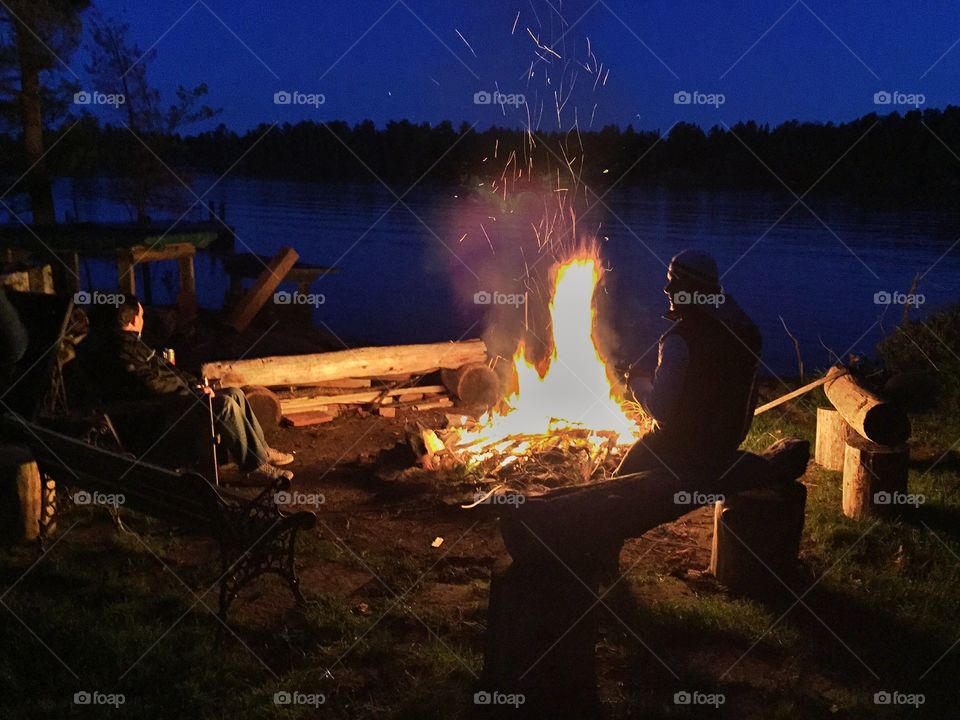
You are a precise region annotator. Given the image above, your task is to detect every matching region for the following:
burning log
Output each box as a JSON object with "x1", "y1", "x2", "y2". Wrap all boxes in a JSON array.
[
  {"x1": 814, "y1": 407, "x2": 848, "y2": 471},
  {"x1": 481, "y1": 439, "x2": 809, "y2": 714},
  {"x1": 842, "y1": 434, "x2": 909, "y2": 519},
  {"x1": 824, "y1": 367, "x2": 910, "y2": 446},
  {"x1": 202, "y1": 339, "x2": 487, "y2": 389},
  {"x1": 441, "y1": 362, "x2": 501, "y2": 407}
]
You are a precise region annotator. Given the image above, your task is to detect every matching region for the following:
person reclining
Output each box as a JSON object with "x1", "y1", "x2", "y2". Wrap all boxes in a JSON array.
[{"x1": 111, "y1": 296, "x2": 295, "y2": 483}]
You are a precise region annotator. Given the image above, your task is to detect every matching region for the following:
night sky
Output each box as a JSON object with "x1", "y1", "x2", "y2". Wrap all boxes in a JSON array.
[{"x1": 86, "y1": 0, "x2": 960, "y2": 132}]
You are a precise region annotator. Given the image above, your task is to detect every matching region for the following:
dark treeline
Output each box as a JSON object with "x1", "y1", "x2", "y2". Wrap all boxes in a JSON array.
[{"x1": 3, "y1": 106, "x2": 960, "y2": 207}]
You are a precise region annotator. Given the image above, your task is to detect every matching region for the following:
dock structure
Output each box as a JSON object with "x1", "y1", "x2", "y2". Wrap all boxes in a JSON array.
[{"x1": 0, "y1": 220, "x2": 231, "y2": 298}]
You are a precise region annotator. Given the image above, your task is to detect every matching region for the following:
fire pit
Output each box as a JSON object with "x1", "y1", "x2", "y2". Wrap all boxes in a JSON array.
[{"x1": 424, "y1": 246, "x2": 649, "y2": 490}]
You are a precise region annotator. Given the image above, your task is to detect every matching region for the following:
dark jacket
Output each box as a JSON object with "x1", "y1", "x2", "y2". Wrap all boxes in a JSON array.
[
  {"x1": 0, "y1": 286, "x2": 28, "y2": 368},
  {"x1": 113, "y1": 331, "x2": 197, "y2": 401},
  {"x1": 647, "y1": 295, "x2": 761, "y2": 463}
]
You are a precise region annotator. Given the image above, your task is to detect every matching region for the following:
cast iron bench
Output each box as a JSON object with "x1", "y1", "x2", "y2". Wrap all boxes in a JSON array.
[{"x1": 4, "y1": 414, "x2": 317, "y2": 620}]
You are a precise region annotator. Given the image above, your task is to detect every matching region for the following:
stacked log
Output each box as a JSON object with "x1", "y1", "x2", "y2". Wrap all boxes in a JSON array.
[
  {"x1": 201, "y1": 341, "x2": 489, "y2": 427},
  {"x1": 818, "y1": 366, "x2": 913, "y2": 519}
]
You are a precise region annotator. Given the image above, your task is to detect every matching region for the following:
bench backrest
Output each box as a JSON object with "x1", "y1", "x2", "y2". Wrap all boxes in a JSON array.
[
  {"x1": 4, "y1": 416, "x2": 226, "y2": 533},
  {"x1": 2, "y1": 292, "x2": 74, "y2": 420}
]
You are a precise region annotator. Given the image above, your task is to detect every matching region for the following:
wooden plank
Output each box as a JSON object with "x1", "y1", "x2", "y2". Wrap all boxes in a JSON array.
[
  {"x1": 280, "y1": 385, "x2": 447, "y2": 413},
  {"x1": 225, "y1": 247, "x2": 299, "y2": 333},
  {"x1": 283, "y1": 411, "x2": 335, "y2": 427},
  {"x1": 413, "y1": 398, "x2": 453, "y2": 411},
  {"x1": 203, "y1": 340, "x2": 486, "y2": 388},
  {"x1": 130, "y1": 242, "x2": 196, "y2": 264},
  {"x1": 303, "y1": 378, "x2": 372, "y2": 389}
]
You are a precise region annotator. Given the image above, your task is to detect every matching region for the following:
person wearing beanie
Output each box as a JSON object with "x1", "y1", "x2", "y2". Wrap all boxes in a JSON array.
[{"x1": 618, "y1": 249, "x2": 762, "y2": 474}]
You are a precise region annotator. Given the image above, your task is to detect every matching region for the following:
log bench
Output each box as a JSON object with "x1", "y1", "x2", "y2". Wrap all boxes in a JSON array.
[
  {"x1": 2, "y1": 415, "x2": 317, "y2": 620},
  {"x1": 480, "y1": 438, "x2": 810, "y2": 717}
]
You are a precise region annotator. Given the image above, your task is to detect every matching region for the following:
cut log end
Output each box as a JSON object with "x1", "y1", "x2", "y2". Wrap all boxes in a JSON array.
[
  {"x1": 841, "y1": 434, "x2": 909, "y2": 519},
  {"x1": 815, "y1": 407, "x2": 847, "y2": 471}
]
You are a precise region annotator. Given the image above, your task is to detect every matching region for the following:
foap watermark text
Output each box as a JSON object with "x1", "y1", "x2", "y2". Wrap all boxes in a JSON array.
[
  {"x1": 274, "y1": 290, "x2": 325, "y2": 307},
  {"x1": 274, "y1": 90, "x2": 325, "y2": 108},
  {"x1": 674, "y1": 90, "x2": 725, "y2": 108},
  {"x1": 474, "y1": 290, "x2": 525, "y2": 307},
  {"x1": 474, "y1": 90, "x2": 526, "y2": 108},
  {"x1": 74, "y1": 90, "x2": 125, "y2": 108}
]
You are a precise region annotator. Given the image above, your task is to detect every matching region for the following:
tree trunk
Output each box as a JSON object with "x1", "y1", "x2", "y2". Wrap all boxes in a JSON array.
[{"x1": 13, "y1": 19, "x2": 56, "y2": 226}]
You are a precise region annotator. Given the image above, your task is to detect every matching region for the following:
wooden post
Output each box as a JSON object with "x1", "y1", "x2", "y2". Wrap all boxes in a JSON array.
[
  {"x1": 709, "y1": 482, "x2": 807, "y2": 592},
  {"x1": 842, "y1": 435, "x2": 909, "y2": 519},
  {"x1": 225, "y1": 247, "x2": 299, "y2": 333},
  {"x1": 0, "y1": 445, "x2": 42, "y2": 544},
  {"x1": 177, "y1": 252, "x2": 197, "y2": 319},
  {"x1": 117, "y1": 251, "x2": 136, "y2": 297},
  {"x1": 814, "y1": 407, "x2": 847, "y2": 471}
]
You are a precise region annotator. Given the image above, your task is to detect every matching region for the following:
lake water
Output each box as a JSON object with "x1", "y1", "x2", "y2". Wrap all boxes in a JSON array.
[{"x1": 36, "y1": 177, "x2": 960, "y2": 377}]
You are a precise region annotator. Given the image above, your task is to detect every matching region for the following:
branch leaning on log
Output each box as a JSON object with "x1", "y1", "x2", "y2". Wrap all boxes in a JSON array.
[
  {"x1": 498, "y1": 438, "x2": 810, "y2": 564},
  {"x1": 201, "y1": 340, "x2": 487, "y2": 389}
]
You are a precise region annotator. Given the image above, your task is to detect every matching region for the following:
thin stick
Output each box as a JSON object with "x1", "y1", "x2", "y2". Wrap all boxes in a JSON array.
[{"x1": 754, "y1": 367, "x2": 847, "y2": 415}]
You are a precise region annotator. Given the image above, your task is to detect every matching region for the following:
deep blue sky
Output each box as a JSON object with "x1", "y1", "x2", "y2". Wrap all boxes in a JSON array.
[{"x1": 85, "y1": 0, "x2": 960, "y2": 132}]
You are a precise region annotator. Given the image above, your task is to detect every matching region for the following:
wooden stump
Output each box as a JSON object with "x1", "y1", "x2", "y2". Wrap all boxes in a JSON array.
[
  {"x1": 241, "y1": 385, "x2": 282, "y2": 428},
  {"x1": 710, "y1": 481, "x2": 807, "y2": 592},
  {"x1": 842, "y1": 435, "x2": 909, "y2": 519},
  {"x1": 482, "y1": 556, "x2": 604, "y2": 717},
  {"x1": 0, "y1": 445, "x2": 42, "y2": 544},
  {"x1": 815, "y1": 407, "x2": 847, "y2": 471},
  {"x1": 441, "y1": 362, "x2": 500, "y2": 407}
]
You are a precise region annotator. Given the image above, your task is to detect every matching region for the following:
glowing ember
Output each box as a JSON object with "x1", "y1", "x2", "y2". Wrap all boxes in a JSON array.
[{"x1": 457, "y1": 247, "x2": 640, "y2": 452}]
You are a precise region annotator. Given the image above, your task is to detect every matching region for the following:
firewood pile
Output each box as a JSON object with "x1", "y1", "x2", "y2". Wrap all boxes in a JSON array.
[
  {"x1": 398, "y1": 414, "x2": 649, "y2": 506},
  {"x1": 201, "y1": 340, "x2": 495, "y2": 427}
]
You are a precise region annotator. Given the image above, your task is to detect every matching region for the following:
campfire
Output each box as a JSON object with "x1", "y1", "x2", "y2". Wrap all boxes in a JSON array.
[{"x1": 435, "y1": 246, "x2": 647, "y2": 486}]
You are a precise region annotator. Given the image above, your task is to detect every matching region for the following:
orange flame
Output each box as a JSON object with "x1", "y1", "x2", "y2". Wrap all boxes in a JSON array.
[{"x1": 461, "y1": 247, "x2": 639, "y2": 449}]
